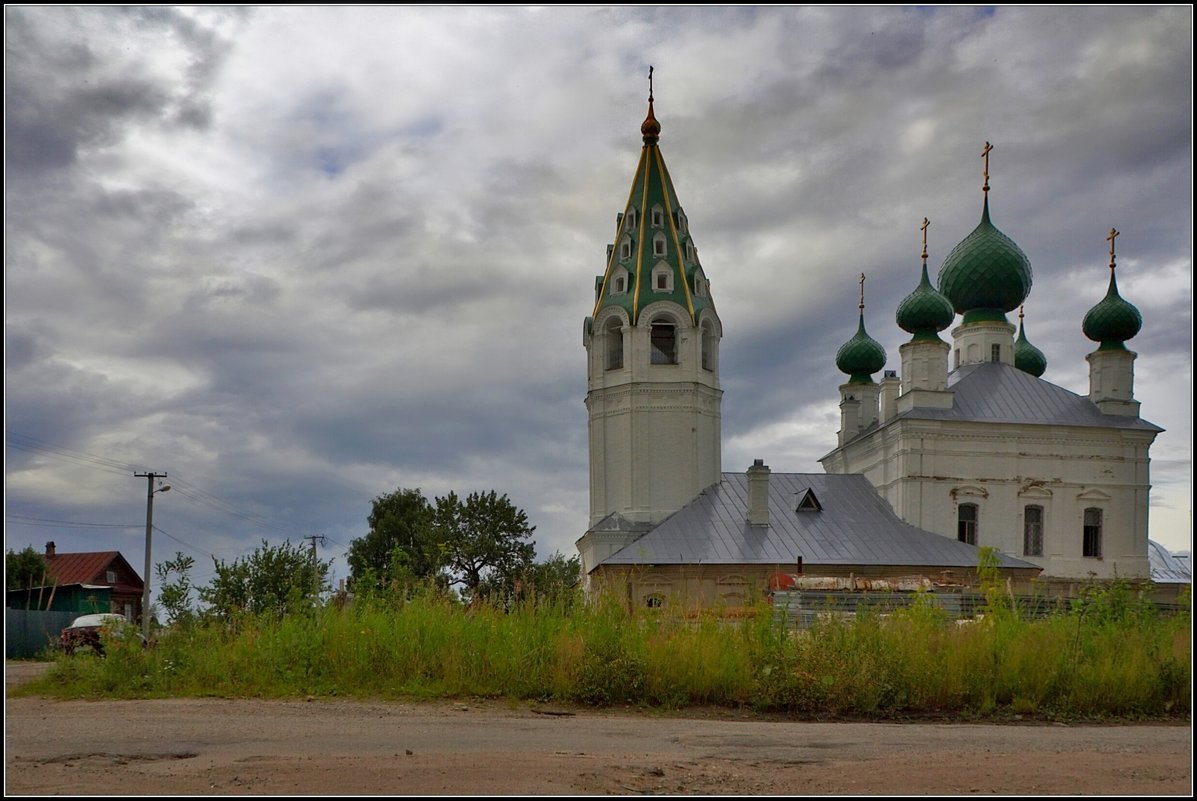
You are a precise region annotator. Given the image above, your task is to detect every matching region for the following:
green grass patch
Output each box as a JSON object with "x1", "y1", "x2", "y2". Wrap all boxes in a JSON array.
[{"x1": 21, "y1": 585, "x2": 1190, "y2": 719}]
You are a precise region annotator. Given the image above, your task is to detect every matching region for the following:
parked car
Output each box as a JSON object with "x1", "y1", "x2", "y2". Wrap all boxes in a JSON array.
[{"x1": 59, "y1": 613, "x2": 141, "y2": 656}]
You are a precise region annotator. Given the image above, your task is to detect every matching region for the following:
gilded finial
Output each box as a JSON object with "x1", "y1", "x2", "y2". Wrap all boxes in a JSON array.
[
  {"x1": 1019, "y1": 304, "x2": 1025, "y2": 323},
  {"x1": 981, "y1": 142, "x2": 993, "y2": 196},
  {"x1": 1106, "y1": 227, "x2": 1119, "y2": 272},
  {"x1": 641, "y1": 65, "x2": 660, "y2": 144},
  {"x1": 920, "y1": 217, "x2": 930, "y2": 263},
  {"x1": 859, "y1": 273, "x2": 866, "y2": 312}
]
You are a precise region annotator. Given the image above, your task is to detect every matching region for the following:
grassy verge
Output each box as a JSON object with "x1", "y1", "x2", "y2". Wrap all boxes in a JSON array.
[{"x1": 20, "y1": 586, "x2": 1190, "y2": 719}]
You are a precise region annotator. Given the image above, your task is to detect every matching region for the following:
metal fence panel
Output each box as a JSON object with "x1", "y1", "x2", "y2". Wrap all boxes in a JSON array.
[{"x1": 6, "y1": 608, "x2": 74, "y2": 659}]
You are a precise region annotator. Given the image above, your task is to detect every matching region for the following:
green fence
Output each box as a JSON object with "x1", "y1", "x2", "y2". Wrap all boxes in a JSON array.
[{"x1": 6, "y1": 608, "x2": 74, "y2": 659}]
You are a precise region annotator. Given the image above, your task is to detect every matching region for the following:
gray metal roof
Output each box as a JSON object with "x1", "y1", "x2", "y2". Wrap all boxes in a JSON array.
[
  {"x1": 900, "y1": 362, "x2": 1162, "y2": 431},
  {"x1": 601, "y1": 472, "x2": 1039, "y2": 571},
  {"x1": 1148, "y1": 540, "x2": 1192, "y2": 584}
]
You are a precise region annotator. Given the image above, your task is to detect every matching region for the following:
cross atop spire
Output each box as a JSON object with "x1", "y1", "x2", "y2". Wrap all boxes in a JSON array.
[
  {"x1": 981, "y1": 141, "x2": 993, "y2": 196},
  {"x1": 1019, "y1": 304, "x2": 1025, "y2": 323},
  {"x1": 920, "y1": 217, "x2": 930, "y2": 263},
  {"x1": 641, "y1": 65, "x2": 660, "y2": 144},
  {"x1": 859, "y1": 273, "x2": 866, "y2": 312},
  {"x1": 1107, "y1": 227, "x2": 1120, "y2": 272}
]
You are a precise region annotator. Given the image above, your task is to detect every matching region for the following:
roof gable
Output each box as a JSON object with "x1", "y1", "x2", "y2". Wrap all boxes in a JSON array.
[{"x1": 46, "y1": 551, "x2": 143, "y2": 590}]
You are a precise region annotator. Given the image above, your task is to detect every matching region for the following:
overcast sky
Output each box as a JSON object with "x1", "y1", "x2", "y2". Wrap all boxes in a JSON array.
[{"x1": 5, "y1": 6, "x2": 1192, "y2": 595}]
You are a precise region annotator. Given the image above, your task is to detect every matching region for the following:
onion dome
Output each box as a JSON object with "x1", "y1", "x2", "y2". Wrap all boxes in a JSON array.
[
  {"x1": 1014, "y1": 307, "x2": 1047, "y2": 377},
  {"x1": 897, "y1": 219, "x2": 955, "y2": 341},
  {"x1": 937, "y1": 198, "x2": 1033, "y2": 323},
  {"x1": 1083, "y1": 229, "x2": 1141, "y2": 350},
  {"x1": 641, "y1": 98, "x2": 660, "y2": 144},
  {"x1": 836, "y1": 277, "x2": 886, "y2": 384}
]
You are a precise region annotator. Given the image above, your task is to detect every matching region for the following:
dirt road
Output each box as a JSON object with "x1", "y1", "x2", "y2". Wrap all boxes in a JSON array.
[{"x1": 4, "y1": 664, "x2": 1192, "y2": 795}]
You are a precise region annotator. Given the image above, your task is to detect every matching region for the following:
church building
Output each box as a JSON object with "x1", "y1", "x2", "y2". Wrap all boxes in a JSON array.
[
  {"x1": 820, "y1": 145, "x2": 1161, "y2": 581},
  {"x1": 576, "y1": 79, "x2": 1048, "y2": 607}
]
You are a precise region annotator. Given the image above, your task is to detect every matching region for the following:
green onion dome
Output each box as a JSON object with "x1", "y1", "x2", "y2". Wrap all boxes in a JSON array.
[
  {"x1": 937, "y1": 199, "x2": 1033, "y2": 324},
  {"x1": 1082, "y1": 270, "x2": 1142, "y2": 351},
  {"x1": 1014, "y1": 314, "x2": 1047, "y2": 377},
  {"x1": 897, "y1": 262, "x2": 956, "y2": 341},
  {"x1": 835, "y1": 312, "x2": 886, "y2": 384}
]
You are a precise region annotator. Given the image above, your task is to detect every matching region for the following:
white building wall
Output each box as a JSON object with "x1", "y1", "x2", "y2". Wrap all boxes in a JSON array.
[{"x1": 824, "y1": 419, "x2": 1155, "y2": 579}]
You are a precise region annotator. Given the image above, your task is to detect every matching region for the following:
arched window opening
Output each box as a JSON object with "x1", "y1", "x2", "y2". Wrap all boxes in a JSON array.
[
  {"x1": 619, "y1": 237, "x2": 632, "y2": 260},
  {"x1": 701, "y1": 322, "x2": 714, "y2": 371},
  {"x1": 605, "y1": 319, "x2": 623, "y2": 370},
  {"x1": 1023, "y1": 505, "x2": 1043, "y2": 556},
  {"x1": 1083, "y1": 507, "x2": 1103, "y2": 558},
  {"x1": 957, "y1": 503, "x2": 978, "y2": 546},
  {"x1": 651, "y1": 205, "x2": 664, "y2": 227},
  {"x1": 625, "y1": 208, "x2": 636, "y2": 229},
  {"x1": 653, "y1": 232, "x2": 667, "y2": 257},
  {"x1": 651, "y1": 322, "x2": 677, "y2": 365},
  {"x1": 645, "y1": 593, "x2": 664, "y2": 609}
]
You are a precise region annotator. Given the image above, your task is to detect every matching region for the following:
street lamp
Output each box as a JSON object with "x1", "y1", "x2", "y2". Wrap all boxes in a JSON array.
[{"x1": 135, "y1": 472, "x2": 169, "y2": 641}]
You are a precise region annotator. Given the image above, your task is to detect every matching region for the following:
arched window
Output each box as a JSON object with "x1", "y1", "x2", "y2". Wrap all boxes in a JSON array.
[
  {"x1": 605, "y1": 319, "x2": 623, "y2": 370},
  {"x1": 619, "y1": 236, "x2": 633, "y2": 261},
  {"x1": 645, "y1": 593, "x2": 664, "y2": 609},
  {"x1": 957, "y1": 503, "x2": 978, "y2": 546},
  {"x1": 652, "y1": 263, "x2": 673, "y2": 293},
  {"x1": 625, "y1": 208, "x2": 636, "y2": 229},
  {"x1": 653, "y1": 232, "x2": 667, "y2": 257},
  {"x1": 701, "y1": 321, "x2": 714, "y2": 371},
  {"x1": 1083, "y1": 508, "x2": 1102, "y2": 558},
  {"x1": 651, "y1": 204, "x2": 664, "y2": 227},
  {"x1": 650, "y1": 322, "x2": 677, "y2": 365},
  {"x1": 1023, "y1": 505, "x2": 1043, "y2": 556}
]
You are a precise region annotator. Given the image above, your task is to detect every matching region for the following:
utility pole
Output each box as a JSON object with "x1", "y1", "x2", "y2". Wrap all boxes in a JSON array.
[
  {"x1": 134, "y1": 472, "x2": 169, "y2": 641},
  {"x1": 303, "y1": 534, "x2": 326, "y2": 601}
]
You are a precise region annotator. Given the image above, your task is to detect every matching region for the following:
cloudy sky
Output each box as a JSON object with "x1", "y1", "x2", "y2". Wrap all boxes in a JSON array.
[{"x1": 5, "y1": 6, "x2": 1192, "y2": 594}]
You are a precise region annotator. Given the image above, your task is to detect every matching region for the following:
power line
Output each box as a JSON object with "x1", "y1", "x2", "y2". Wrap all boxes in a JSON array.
[{"x1": 5, "y1": 514, "x2": 142, "y2": 529}]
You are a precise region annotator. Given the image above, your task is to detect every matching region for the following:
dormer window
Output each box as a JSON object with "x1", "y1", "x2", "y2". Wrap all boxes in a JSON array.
[
  {"x1": 652, "y1": 232, "x2": 667, "y2": 257},
  {"x1": 619, "y1": 235, "x2": 633, "y2": 261},
  {"x1": 625, "y1": 208, "x2": 636, "y2": 229},
  {"x1": 651, "y1": 263, "x2": 673, "y2": 293},
  {"x1": 651, "y1": 204, "x2": 664, "y2": 227},
  {"x1": 677, "y1": 209, "x2": 687, "y2": 234},
  {"x1": 612, "y1": 268, "x2": 632, "y2": 296},
  {"x1": 794, "y1": 488, "x2": 822, "y2": 512}
]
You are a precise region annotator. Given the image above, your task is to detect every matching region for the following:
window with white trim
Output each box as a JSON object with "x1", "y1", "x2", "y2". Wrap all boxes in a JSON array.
[
  {"x1": 957, "y1": 503, "x2": 978, "y2": 546},
  {"x1": 1083, "y1": 508, "x2": 1102, "y2": 558},
  {"x1": 652, "y1": 232, "x2": 667, "y2": 257},
  {"x1": 651, "y1": 204, "x2": 664, "y2": 227},
  {"x1": 1023, "y1": 505, "x2": 1043, "y2": 556}
]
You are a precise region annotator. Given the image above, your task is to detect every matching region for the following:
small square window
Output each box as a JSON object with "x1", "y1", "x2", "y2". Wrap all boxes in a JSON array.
[{"x1": 106, "y1": 569, "x2": 116, "y2": 584}]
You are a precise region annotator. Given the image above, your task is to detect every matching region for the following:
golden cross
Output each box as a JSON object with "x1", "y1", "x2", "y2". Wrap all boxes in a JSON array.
[
  {"x1": 1106, "y1": 227, "x2": 1119, "y2": 271},
  {"x1": 981, "y1": 142, "x2": 993, "y2": 195},
  {"x1": 858, "y1": 273, "x2": 866, "y2": 312},
  {"x1": 921, "y1": 217, "x2": 930, "y2": 262},
  {"x1": 648, "y1": 65, "x2": 654, "y2": 103},
  {"x1": 1019, "y1": 304, "x2": 1025, "y2": 323}
]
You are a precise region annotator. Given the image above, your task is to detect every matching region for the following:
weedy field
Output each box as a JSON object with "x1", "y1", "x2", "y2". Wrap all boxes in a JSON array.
[{"x1": 22, "y1": 579, "x2": 1190, "y2": 720}]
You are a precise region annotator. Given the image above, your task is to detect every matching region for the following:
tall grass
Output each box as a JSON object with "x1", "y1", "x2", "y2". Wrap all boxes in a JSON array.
[{"x1": 24, "y1": 585, "x2": 1189, "y2": 719}]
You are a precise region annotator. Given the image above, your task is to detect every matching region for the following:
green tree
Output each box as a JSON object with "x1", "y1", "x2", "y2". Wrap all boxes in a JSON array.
[
  {"x1": 6, "y1": 546, "x2": 48, "y2": 590},
  {"x1": 348, "y1": 487, "x2": 440, "y2": 591},
  {"x1": 154, "y1": 551, "x2": 196, "y2": 627},
  {"x1": 199, "y1": 539, "x2": 330, "y2": 620},
  {"x1": 513, "y1": 551, "x2": 581, "y2": 608},
  {"x1": 433, "y1": 490, "x2": 536, "y2": 603}
]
